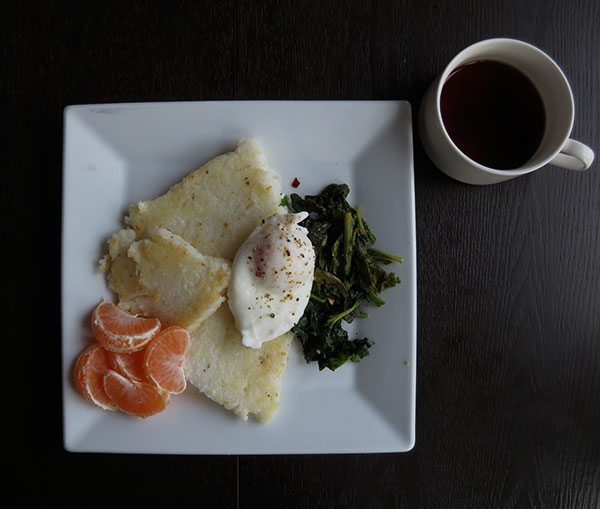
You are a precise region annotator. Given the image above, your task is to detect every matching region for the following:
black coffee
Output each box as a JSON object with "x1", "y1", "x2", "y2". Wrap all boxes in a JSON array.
[{"x1": 440, "y1": 60, "x2": 546, "y2": 169}]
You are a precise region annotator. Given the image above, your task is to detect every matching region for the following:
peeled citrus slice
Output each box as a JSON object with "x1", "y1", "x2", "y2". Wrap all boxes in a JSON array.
[
  {"x1": 107, "y1": 349, "x2": 148, "y2": 382},
  {"x1": 91, "y1": 300, "x2": 161, "y2": 353},
  {"x1": 73, "y1": 342, "x2": 118, "y2": 411},
  {"x1": 143, "y1": 326, "x2": 191, "y2": 394},
  {"x1": 103, "y1": 370, "x2": 170, "y2": 418}
]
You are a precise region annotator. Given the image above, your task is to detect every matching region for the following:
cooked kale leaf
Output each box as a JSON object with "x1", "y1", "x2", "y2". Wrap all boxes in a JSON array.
[{"x1": 283, "y1": 183, "x2": 402, "y2": 371}]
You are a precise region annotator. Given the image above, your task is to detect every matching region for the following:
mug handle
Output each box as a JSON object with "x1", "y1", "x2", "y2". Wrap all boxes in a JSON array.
[{"x1": 550, "y1": 139, "x2": 595, "y2": 171}]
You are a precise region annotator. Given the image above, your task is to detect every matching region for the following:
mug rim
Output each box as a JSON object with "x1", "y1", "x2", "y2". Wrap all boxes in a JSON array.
[{"x1": 434, "y1": 37, "x2": 575, "y2": 176}]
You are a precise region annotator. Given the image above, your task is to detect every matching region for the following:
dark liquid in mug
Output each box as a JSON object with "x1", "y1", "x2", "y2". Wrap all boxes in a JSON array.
[{"x1": 440, "y1": 60, "x2": 546, "y2": 169}]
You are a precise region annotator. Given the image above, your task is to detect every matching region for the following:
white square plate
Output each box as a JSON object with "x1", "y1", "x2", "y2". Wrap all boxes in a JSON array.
[{"x1": 62, "y1": 101, "x2": 416, "y2": 454}]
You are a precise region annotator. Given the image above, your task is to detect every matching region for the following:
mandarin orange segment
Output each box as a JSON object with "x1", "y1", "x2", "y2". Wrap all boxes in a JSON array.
[
  {"x1": 107, "y1": 349, "x2": 148, "y2": 382},
  {"x1": 143, "y1": 326, "x2": 191, "y2": 394},
  {"x1": 73, "y1": 342, "x2": 118, "y2": 411},
  {"x1": 103, "y1": 370, "x2": 170, "y2": 418},
  {"x1": 91, "y1": 300, "x2": 161, "y2": 353}
]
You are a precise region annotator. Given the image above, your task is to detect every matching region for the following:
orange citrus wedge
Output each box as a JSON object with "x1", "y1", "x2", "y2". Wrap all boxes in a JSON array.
[
  {"x1": 103, "y1": 370, "x2": 170, "y2": 418},
  {"x1": 91, "y1": 300, "x2": 161, "y2": 353},
  {"x1": 143, "y1": 326, "x2": 191, "y2": 394},
  {"x1": 73, "y1": 342, "x2": 118, "y2": 411},
  {"x1": 107, "y1": 349, "x2": 148, "y2": 382}
]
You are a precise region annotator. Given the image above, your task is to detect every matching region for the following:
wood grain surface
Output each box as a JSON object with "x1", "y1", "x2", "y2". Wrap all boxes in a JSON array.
[{"x1": 5, "y1": 0, "x2": 599, "y2": 507}]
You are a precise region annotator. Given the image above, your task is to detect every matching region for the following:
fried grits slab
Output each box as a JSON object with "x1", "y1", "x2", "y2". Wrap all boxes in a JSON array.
[
  {"x1": 125, "y1": 138, "x2": 285, "y2": 260},
  {"x1": 184, "y1": 303, "x2": 294, "y2": 422}
]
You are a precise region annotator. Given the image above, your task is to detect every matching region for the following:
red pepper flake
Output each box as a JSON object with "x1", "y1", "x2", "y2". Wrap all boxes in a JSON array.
[{"x1": 291, "y1": 177, "x2": 300, "y2": 188}]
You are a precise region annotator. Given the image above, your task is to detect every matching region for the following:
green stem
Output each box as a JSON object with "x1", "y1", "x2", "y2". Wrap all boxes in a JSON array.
[
  {"x1": 326, "y1": 299, "x2": 362, "y2": 328},
  {"x1": 343, "y1": 212, "x2": 353, "y2": 277},
  {"x1": 367, "y1": 247, "x2": 404, "y2": 264},
  {"x1": 356, "y1": 206, "x2": 366, "y2": 236},
  {"x1": 368, "y1": 291, "x2": 386, "y2": 307},
  {"x1": 310, "y1": 292, "x2": 326, "y2": 303},
  {"x1": 279, "y1": 195, "x2": 294, "y2": 212},
  {"x1": 356, "y1": 206, "x2": 376, "y2": 243}
]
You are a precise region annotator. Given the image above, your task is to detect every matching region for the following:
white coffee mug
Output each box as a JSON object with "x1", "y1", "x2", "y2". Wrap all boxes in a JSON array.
[{"x1": 419, "y1": 38, "x2": 595, "y2": 185}]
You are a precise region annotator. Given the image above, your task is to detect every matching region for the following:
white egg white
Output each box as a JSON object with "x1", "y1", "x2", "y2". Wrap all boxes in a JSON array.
[{"x1": 228, "y1": 212, "x2": 315, "y2": 349}]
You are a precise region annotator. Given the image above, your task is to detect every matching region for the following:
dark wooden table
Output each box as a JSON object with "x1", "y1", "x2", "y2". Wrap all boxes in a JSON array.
[{"x1": 7, "y1": 1, "x2": 599, "y2": 507}]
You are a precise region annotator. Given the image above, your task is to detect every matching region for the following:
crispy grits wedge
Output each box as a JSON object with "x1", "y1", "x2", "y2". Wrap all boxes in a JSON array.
[
  {"x1": 184, "y1": 303, "x2": 293, "y2": 422},
  {"x1": 100, "y1": 228, "x2": 145, "y2": 301},
  {"x1": 119, "y1": 228, "x2": 231, "y2": 332},
  {"x1": 125, "y1": 138, "x2": 285, "y2": 260}
]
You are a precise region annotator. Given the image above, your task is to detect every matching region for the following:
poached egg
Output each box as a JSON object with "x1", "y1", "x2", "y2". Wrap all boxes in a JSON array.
[{"x1": 228, "y1": 212, "x2": 315, "y2": 349}]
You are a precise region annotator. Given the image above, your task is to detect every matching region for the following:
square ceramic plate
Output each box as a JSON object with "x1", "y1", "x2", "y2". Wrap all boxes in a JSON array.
[{"x1": 62, "y1": 101, "x2": 416, "y2": 454}]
